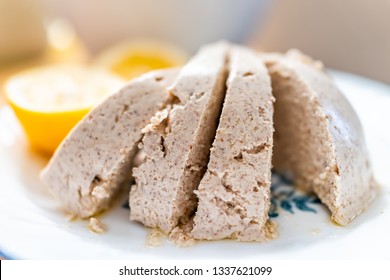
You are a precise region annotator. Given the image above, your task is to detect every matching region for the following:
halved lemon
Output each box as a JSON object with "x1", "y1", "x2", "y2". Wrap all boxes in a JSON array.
[
  {"x1": 0, "y1": 18, "x2": 89, "y2": 106},
  {"x1": 5, "y1": 65, "x2": 125, "y2": 155},
  {"x1": 95, "y1": 39, "x2": 189, "y2": 80}
]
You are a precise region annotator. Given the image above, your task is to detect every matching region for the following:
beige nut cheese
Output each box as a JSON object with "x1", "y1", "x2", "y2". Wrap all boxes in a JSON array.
[
  {"x1": 267, "y1": 50, "x2": 377, "y2": 225},
  {"x1": 129, "y1": 43, "x2": 228, "y2": 234},
  {"x1": 41, "y1": 69, "x2": 178, "y2": 217},
  {"x1": 191, "y1": 46, "x2": 275, "y2": 241}
]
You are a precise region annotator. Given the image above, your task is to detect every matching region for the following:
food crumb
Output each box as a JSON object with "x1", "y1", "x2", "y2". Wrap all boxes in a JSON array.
[
  {"x1": 142, "y1": 108, "x2": 169, "y2": 133},
  {"x1": 92, "y1": 186, "x2": 109, "y2": 199},
  {"x1": 169, "y1": 223, "x2": 196, "y2": 247},
  {"x1": 88, "y1": 217, "x2": 107, "y2": 234},
  {"x1": 146, "y1": 228, "x2": 164, "y2": 247},
  {"x1": 265, "y1": 220, "x2": 278, "y2": 240}
]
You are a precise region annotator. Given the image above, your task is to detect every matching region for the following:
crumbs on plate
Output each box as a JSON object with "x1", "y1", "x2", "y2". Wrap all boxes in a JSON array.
[{"x1": 88, "y1": 217, "x2": 107, "y2": 234}]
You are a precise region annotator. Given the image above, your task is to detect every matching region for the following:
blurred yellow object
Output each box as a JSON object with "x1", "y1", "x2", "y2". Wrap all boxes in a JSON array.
[
  {"x1": 44, "y1": 18, "x2": 89, "y2": 65},
  {"x1": 0, "y1": 18, "x2": 89, "y2": 105},
  {"x1": 95, "y1": 39, "x2": 188, "y2": 80},
  {"x1": 5, "y1": 65, "x2": 125, "y2": 155}
]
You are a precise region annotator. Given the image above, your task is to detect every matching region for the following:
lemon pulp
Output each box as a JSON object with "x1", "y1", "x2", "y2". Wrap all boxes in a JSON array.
[
  {"x1": 5, "y1": 65, "x2": 124, "y2": 155},
  {"x1": 95, "y1": 39, "x2": 188, "y2": 80},
  {"x1": 111, "y1": 52, "x2": 179, "y2": 79}
]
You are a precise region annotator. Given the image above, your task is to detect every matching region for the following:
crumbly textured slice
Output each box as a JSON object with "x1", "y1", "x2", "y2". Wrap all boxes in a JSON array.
[
  {"x1": 40, "y1": 69, "x2": 179, "y2": 218},
  {"x1": 191, "y1": 46, "x2": 275, "y2": 241},
  {"x1": 267, "y1": 50, "x2": 377, "y2": 225},
  {"x1": 130, "y1": 43, "x2": 229, "y2": 234}
]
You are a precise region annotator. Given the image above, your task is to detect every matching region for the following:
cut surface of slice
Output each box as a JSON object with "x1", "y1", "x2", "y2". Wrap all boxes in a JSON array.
[
  {"x1": 267, "y1": 50, "x2": 377, "y2": 225},
  {"x1": 191, "y1": 46, "x2": 275, "y2": 241},
  {"x1": 130, "y1": 43, "x2": 228, "y2": 234},
  {"x1": 40, "y1": 68, "x2": 179, "y2": 217}
]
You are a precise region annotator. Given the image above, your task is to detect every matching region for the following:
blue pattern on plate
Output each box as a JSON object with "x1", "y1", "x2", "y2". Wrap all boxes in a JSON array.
[{"x1": 269, "y1": 172, "x2": 322, "y2": 218}]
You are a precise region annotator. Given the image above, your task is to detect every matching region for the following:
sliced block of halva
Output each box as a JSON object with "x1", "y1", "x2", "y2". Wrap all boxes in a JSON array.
[
  {"x1": 40, "y1": 69, "x2": 179, "y2": 218},
  {"x1": 191, "y1": 46, "x2": 275, "y2": 241},
  {"x1": 130, "y1": 43, "x2": 228, "y2": 234},
  {"x1": 266, "y1": 50, "x2": 378, "y2": 225}
]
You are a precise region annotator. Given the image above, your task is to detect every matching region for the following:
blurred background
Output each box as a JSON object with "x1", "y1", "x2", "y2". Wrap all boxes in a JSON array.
[
  {"x1": 1, "y1": 0, "x2": 389, "y2": 154},
  {"x1": 250, "y1": 0, "x2": 390, "y2": 84},
  {"x1": 1, "y1": 0, "x2": 389, "y2": 82}
]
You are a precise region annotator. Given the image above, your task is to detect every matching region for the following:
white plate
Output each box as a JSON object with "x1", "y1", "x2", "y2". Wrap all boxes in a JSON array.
[{"x1": 0, "y1": 71, "x2": 389, "y2": 260}]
